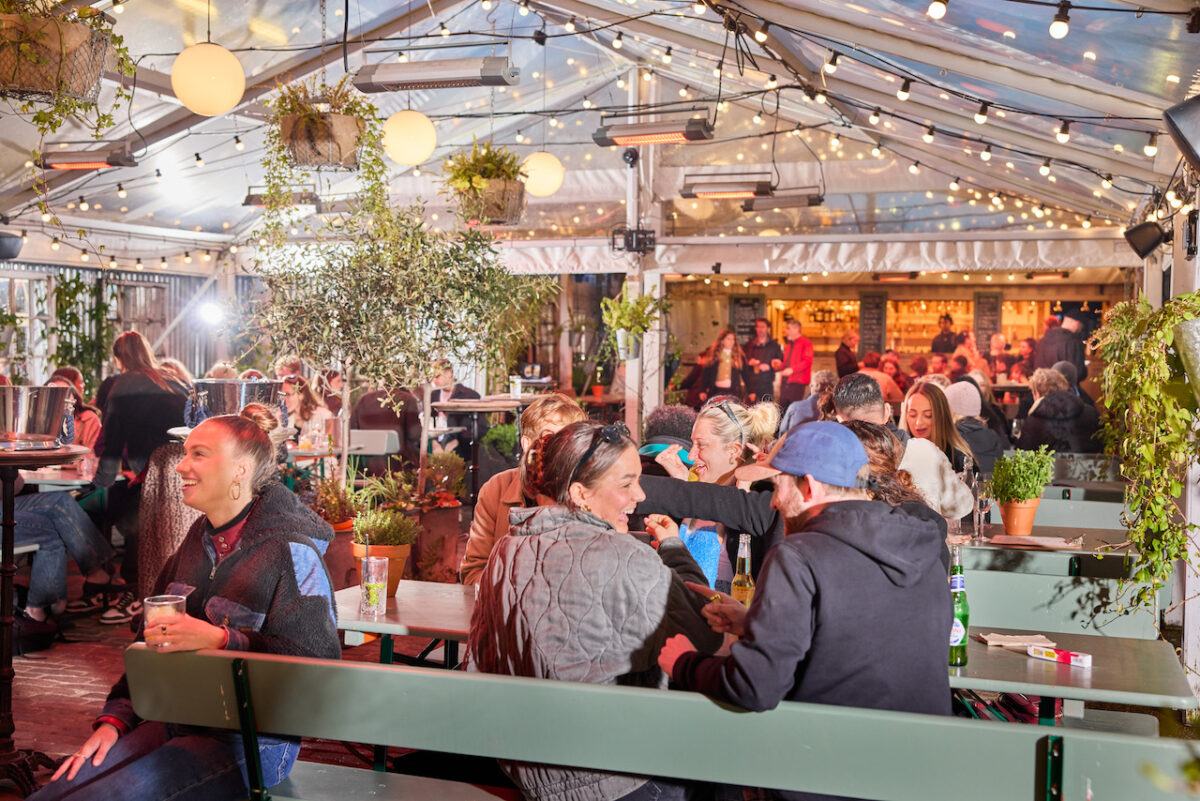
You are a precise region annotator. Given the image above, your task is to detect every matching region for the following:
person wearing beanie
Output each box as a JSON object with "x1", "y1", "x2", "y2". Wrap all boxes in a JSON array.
[
  {"x1": 944, "y1": 382, "x2": 1004, "y2": 474},
  {"x1": 1051, "y1": 360, "x2": 1095, "y2": 407}
]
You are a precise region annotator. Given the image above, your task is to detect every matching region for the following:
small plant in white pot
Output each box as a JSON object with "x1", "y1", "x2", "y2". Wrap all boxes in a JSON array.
[{"x1": 991, "y1": 446, "x2": 1055, "y2": 536}]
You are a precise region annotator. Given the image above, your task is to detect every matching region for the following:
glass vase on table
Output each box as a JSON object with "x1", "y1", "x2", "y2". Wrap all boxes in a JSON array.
[{"x1": 969, "y1": 473, "x2": 993, "y2": 542}]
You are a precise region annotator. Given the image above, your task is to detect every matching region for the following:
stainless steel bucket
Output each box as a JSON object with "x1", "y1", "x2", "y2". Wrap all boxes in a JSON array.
[
  {"x1": 190, "y1": 379, "x2": 283, "y2": 418},
  {"x1": 0, "y1": 385, "x2": 70, "y2": 447}
]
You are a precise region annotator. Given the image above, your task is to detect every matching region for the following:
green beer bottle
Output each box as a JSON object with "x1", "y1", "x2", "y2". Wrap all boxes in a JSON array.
[
  {"x1": 949, "y1": 546, "x2": 969, "y2": 667},
  {"x1": 731, "y1": 533, "x2": 755, "y2": 607}
]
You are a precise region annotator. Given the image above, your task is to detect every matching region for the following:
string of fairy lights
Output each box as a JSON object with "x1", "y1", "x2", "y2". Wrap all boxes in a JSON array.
[{"x1": 9, "y1": 0, "x2": 1198, "y2": 267}]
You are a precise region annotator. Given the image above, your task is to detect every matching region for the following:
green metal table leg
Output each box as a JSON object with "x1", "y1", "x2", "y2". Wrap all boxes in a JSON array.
[{"x1": 373, "y1": 635, "x2": 394, "y2": 772}]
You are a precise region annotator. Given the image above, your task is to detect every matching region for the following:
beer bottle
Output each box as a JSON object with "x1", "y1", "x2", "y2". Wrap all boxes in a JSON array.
[
  {"x1": 949, "y1": 546, "x2": 969, "y2": 667},
  {"x1": 731, "y1": 534, "x2": 755, "y2": 607}
]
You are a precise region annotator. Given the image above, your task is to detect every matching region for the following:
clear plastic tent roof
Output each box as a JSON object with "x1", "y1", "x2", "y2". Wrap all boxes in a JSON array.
[{"x1": 0, "y1": 0, "x2": 1194, "y2": 257}]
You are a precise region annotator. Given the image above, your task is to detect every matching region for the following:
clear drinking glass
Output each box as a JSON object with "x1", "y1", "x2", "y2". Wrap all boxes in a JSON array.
[
  {"x1": 360, "y1": 556, "x2": 388, "y2": 617},
  {"x1": 973, "y1": 475, "x2": 993, "y2": 541},
  {"x1": 144, "y1": 594, "x2": 186, "y2": 648}
]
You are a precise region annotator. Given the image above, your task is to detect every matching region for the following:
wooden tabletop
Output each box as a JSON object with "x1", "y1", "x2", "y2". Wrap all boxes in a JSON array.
[
  {"x1": 951, "y1": 627, "x2": 1196, "y2": 709},
  {"x1": 0, "y1": 444, "x2": 89, "y2": 470},
  {"x1": 963, "y1": 525, "x2": 1131, "y2": 575},
  {"x1": 335, "y1": 581, "x2": 475, "y2": 640},
  {"x1": 431, "y1": 395, "x2": 534, "y2": 413}
]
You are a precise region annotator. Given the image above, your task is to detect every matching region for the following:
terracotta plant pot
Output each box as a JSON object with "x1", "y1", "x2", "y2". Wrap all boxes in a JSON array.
[
  {"x1": 280, "y1": 112, "x2": 364, "y2": 169},
  {"x1": 999, "y1": 498, "x2": 1040, "y2": 536},
  {"x1": 331, "y1": 518, "x2": 354, "y2": 532},
  {"x1": 0, "y1": 15, "x2": 109, "y2": 103},
  {"x1": 323, "y1": 524, "x2": 357, "y2": 590},
  {"x1": 350, "y1": 542, "x2": 411, "y2": 597}
]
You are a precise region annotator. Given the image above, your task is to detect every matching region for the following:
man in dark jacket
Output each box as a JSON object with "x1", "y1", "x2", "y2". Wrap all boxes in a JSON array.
[
  {"x1": 1017, "y1": 389, "x2": 1101, "y2": 453},
  {"x1": 743, "y1": 318, "x2": 784, "y2": 403},
  {"x1": 931, "y1": 314, "x2": 956, "y2": 354},
  {"x1": 833, "y1": 330, "x2": 859, "y2": 378},
  {"x1": 659, "y1": 423, "x2": 951, "y2": 801},
  {"x1": 1034, "y1": 310, "x2": 1088, "y2": 380}
]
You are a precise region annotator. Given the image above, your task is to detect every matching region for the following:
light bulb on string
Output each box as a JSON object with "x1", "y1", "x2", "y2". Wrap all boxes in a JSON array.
[
  {"x1": 518, "y1": 0, "x2": 529, "y2": 15},
  {"x1": 753, "y1": 113, "x2": 763, "y2": 125},
  {"x1": 439, "y1": 21, "x2": 450, "y2": 37},
  {"x1": 829, "y1": 132, "x2": 840, "y2": 148},
  {"x1": 564, "y1": 16, "x2": 576, "y2": 31},
  {"x1": 203, "y1": 250, "x2": 212, "y2": 262},
  {"x1": 135, "y1": 258, "x2": 144, "y2": 270},
  {"x1": 662, "y1": 47, "x2": 672, "y2": 64},
  {"x1": 1055, "y1": 121, "x2": 1070, "y2": 143},
  {"x1": 19, "y1": 231, "x2": 26, "y2": 243},
  {"x1": 80, "y1": 251, "x2": 89, "y2": 263},
  {"x1": 908, "y1": 161, "x2": 920, "y2": 174},
  {"x1": 515, "y1": 130, "x2": 525, "y2": 143},
  {"x1": 117, "y1": 183, "x2": 127, "y2": 198},
  {"x1": 896, "y1": 79, "x2": 911, "y2": 101},
  {"x1": 814, "y1": 90, "x2": 827, "y2": 104},
  {"x1": 713, "y1": 60, "x2": 722, "y2": 77},
  {"x1": 1082, "y1": 216, "x2": 1092, "y2": 228},
  {"x1": 754, "y1": 22, "x2": 769, "y2": 43},
  {"x1": 155, "y1": 169, "x2": 163, "y2": 181},
  {"x1": 823, "y1": 53, "x2": 838, "y2": 74},
  {"x1": 112, "y1": 0, "x2": 123, "y2": 13},
  {"x1": 871, "y1": 145, "x2": 882, "y2": 157},
  {"x1": 1039, "y1": 158, "x2": 1051, "y2": 176},
  {"x1": 50, "y1": 237, "x2": 60, "y2": 251},
  {"x1": 40, "y1": 211, "x2": 50, "y2": 222},
  {"x1": 160, "y1": 256, "x2": 168, "y2": 269},
  {"x1": 194, "y1": 152, "x2": 204, "y2": 167},
  {"x1": 974, "y1": 101, "x2": 989, "y2": 125},
  {"x1": 692, "y1": 1, "x2": 706, "y2": 13},
  {"x1": 679, "y1": 85, "x2": 689, "y2": 98},
  {"x1": 108, "y1": 256, "x2": 117, "y2": 268},
  {"x1": 612, "y1": 32, "x2": 623, "y2": 49},
  {"x1": 482, "y1": 0, "x2": 492, "y2": 9},
  {"x1": 78, "y1": 195, "x2": 89, "y2": 211},
  {"x1": 922, "y1": 126, "x2": 934, "y2": 144},
  {"x1": 980, "y1": 145, "x2": 992, "y2": 161},
  {"x1": 184, "y1": 252, "x2": 192, "y2": 264},
  {"x1": 1144, "y1": 133, "x2": 1158, "y2": 157},
  {"x1": 868, "y1": 108, "x2": 881, "y2": 125},
  {"x1": 927, "y1": 0, "x2": 947, "y2": 19},
  {"x1": 1049, "y1": 1, "x2": 1070, "y2": 39},
  {"x1": 581, "y1": 96, "x2": 592, "y2": 109},
  {"x1": 765, "y1": 74, "x2": 777, "y2": 90},
  {"x1": 1101, "y1": 174, "x2": 1113, "y2": 189}
]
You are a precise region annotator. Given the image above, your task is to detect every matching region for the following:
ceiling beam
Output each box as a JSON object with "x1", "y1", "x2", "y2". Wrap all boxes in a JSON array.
[
  {"x1": 0, "y1": 0, "x2": 471, "y2": 216},
  {"x1": 731, "y1": 0, "x2": 1170, "y2": 121},
  {"x1": 1103, "y1": 0, "x2": 1197, "y2": 13}
]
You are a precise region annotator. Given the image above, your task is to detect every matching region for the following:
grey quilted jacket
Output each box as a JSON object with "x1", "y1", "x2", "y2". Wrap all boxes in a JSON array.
[{"x1": 468, "y1": 505, "x2": 720, "y2": 801}]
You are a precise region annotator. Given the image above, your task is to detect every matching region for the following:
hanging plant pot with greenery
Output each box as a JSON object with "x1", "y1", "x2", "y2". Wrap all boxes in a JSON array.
[
  {"x1": 601, "y1": 288, "x2": 670, "y2": 362},
  {"x1": 274, "y1": 75, "x2": 367, "y2": 170},
  {"x1": 442, "y1": 141, "x2": 526, "y2": 225},
  {"x1": 0, "y1": 5, "x2": 113, "y2": 103}
]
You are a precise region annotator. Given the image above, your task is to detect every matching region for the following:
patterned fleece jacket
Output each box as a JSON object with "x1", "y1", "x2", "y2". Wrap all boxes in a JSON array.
[
  {"x1": 468, "y1": 505, "x2": 721, "y2": 801},
  {"x1": 101, "y1": 481, "x2": 340, "y2": 731}
]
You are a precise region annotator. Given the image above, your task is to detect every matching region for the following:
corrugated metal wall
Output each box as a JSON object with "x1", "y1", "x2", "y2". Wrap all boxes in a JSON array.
[{"x1": 0, "y1": 260, "x2": 220, "y2": 382}]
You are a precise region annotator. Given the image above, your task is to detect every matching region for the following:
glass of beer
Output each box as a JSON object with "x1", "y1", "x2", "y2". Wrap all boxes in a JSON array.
[
  {"x1": 360, "y1": 557, "x2": 388, "y2": 617},
  {"x1": 144, "y1": 594, "x2": 186, "y2": 648}
]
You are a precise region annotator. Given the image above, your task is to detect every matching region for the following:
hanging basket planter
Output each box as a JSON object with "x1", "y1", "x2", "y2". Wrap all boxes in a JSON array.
[
  {"x1": 456, "y1": 177, "x2": 526, "y2": 226},
  {"x1": 0, "y1": 14, "x2": 109, "y2": 104},
  {"x1": 279, "y1": 111, "x2": 364, "y2": 170},
  {"x1": 615, "y1": 328, "x2": 642, "y2": 361}
]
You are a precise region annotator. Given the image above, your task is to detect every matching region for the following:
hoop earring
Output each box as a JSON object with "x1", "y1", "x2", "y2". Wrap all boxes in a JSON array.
[{"x1": 229, "y1": 481, "x2": 242, "y2": 501}]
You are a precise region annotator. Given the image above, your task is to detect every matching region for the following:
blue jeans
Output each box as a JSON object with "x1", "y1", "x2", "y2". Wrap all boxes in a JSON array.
[
  {"x1": 29, "y1": 722, "x2": 299, "y2": 801},
  {"x1": 15, "y1": 492, "x2": 115, "y2": 607}
]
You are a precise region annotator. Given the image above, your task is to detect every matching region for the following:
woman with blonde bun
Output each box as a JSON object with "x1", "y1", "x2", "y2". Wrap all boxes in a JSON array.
[
  {"x1": 38, "y1": 404, "x2": 339, "y2": 801},
  {"x1": 651, "y1": 397, "x2": 779, "y2": 590}
]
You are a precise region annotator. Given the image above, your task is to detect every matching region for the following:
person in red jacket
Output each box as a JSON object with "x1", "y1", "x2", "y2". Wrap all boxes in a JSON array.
[{"x1": 779, "y1": 319, "x2": 814, "y2": 413}]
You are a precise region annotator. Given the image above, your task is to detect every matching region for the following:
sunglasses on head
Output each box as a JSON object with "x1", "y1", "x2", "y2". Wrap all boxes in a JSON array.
[
  {"x1": 567, "y1": 423, "x2": 631, "y2": 488},
  {"x1": 705, "y1": 397, "x2": 745, "y2": 444}
]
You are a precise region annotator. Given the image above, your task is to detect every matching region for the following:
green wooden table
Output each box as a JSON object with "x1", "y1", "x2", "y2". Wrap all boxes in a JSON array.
[
  {"x1": 964, "y1": 524, "x2": 1131, "y2": 575},
  {"x1": 951, "y1": 626, "x2": 1195, "y2": 725}
]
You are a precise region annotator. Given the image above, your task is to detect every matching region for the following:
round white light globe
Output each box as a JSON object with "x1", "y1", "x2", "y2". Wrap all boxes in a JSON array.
[
  {"x1": 170, "y1": 42, "x2": 245, "y2": 117},
  {"x1": 521, "y1": 151, "x2": 565, "y2": 197},
  {"x1": 383, "y1": 110, "x2": 437, "y2": 165}
]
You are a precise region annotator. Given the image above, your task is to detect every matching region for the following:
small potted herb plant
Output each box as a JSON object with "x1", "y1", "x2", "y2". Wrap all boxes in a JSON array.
[
  {"x1": 482, "y1": 422, "x2": 519, "y2": 465},
  {"x1": 310, "y1": 475, "x2": 359, "y2": 531},
  {"x1": 601, "y1": 287, "x2": 671, "y2": 361},
  {"x1": 991, "y1": 446, "x2": 1055, "y2": 536},
  {"x1": 441, "y1": 140, "x2": 526, "y2": 225},
  {"x1": 352, "y1": 506, "x2": 420, "y2": 596}
]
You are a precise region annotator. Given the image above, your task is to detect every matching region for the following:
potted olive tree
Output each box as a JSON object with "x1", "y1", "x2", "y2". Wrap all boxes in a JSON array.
[
  {"x1": 352, "y1": 507, "x2": 420, "y2": 596},
  {"x1": 442, "y1": 140, "x2": 526, "y2": 225},
  {"x1": 991, "y1": 446, "x2": 1055, "y2": 536}
]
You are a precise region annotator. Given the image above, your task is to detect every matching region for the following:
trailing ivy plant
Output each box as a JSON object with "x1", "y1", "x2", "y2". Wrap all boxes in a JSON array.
[{"x1": 1091, "y1": 292, "x2": 1200, "y2": 608}]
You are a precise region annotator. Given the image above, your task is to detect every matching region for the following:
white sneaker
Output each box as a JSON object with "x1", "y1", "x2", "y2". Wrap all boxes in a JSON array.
[{"x1": 99, "y1": 592, "x2": 142, "y2": 625}]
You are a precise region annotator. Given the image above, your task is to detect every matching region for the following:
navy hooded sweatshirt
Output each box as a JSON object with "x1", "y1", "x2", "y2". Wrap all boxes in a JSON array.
[{"x1": 672, "y1": 499, "x2": 952, "y2": 801}]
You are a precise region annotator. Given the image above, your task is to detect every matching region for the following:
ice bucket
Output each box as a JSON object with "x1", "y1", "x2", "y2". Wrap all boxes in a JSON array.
[
  {"x1": 0, "y1": 385, "x2": 70, "y2": 448},
  {"x1": 190, "y1": 379, "x2": 283, "y2": 420}
]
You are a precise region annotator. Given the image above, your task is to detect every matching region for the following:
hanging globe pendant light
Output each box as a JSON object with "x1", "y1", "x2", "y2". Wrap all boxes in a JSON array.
[
  {"x1": 383, "y1": 110, "x2": 437, "y2": 165},
  {"x1": 170, "y1": 42, "x2": 245, "y2": 116},
  {"x1": 522, "y1": 151, "x2": 565, "y2": 197}
]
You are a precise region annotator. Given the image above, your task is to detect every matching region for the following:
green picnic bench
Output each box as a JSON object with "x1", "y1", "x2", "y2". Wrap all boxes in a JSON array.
[{"x1": 124, "y1": 645, "x2": 1198, "y2": 801}]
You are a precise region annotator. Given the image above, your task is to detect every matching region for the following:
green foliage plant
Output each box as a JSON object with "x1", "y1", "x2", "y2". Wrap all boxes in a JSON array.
[
  {"x1": 352, "y1": 506, "x2": 420, "y2": 547},
  {"x1": 425, "y1": 450, "x2": 466, "y2": 501},
  {"x1": 441, "y1": 139, "x2": 524, "y2": 195},
  {"x1": 481, "y1": 422, "x2": 518, "y2": 460},
  {"x1": 358, "y1": 470, "x2": 416, "y2": 511},
  {"x1": 271, "y1": 74, "x2": 367, "y2": 169},
  {"x1": 600, "y1": 286, "x2": 670, "y2": 359},
  {"x1": 0, "y1": 1, "x2": 135, "y2": 210},
  {"x1": 310, "y1": 475, "x2": 361, "y2": 524},
  {"x1": 991, "y1": 446, "x2": 1055, "y2": 504},
  {"x1": 1091, "y1": 293, "x2": 1200, "y2": 601},
  {"x1": 49, "y1": 273, "x2": 113, "y2": 396}
]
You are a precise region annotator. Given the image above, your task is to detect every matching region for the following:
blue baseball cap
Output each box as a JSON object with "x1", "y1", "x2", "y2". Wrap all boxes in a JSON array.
[{"x1": 734, "y1": 421, "x2": 868, "y2": 487}]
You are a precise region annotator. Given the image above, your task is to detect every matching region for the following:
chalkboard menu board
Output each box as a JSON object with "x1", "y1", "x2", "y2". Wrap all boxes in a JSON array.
[
  {"x1": 730, "y1": 295, "x2": 764, "y2": 341},
  {"x1": 858, "y1": 292, "x2": 887, "y2": 356},
  {"x1": 973, "y1": 293, "x2": 1003, "y2": 349}
]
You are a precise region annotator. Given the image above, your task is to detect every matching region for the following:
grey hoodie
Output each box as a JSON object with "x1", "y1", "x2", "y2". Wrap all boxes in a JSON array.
[{"x1": 469, "y1": 505, "x2": 719, "y2": 801}]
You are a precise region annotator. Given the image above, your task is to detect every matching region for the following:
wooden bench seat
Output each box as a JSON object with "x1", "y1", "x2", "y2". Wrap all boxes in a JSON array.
[{"x1": 124, "y1": 645, "x2": 1198, "y2": 801}]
